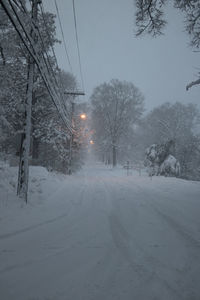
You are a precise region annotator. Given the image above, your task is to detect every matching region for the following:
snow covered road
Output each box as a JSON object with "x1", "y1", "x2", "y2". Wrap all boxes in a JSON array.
[{"x1": 1, "y1": 163, "x2": 200, "y2": 300}]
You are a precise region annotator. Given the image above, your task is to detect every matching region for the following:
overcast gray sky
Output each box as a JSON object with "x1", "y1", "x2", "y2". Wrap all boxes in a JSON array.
[{"x1": 43, "y1": 0, "x2": 200, "y2": 112}]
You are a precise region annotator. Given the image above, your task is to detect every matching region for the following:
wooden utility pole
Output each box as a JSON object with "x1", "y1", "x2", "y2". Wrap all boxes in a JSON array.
[{"x1": 17, "y1": 0, "x2": 40, "y2": 202}]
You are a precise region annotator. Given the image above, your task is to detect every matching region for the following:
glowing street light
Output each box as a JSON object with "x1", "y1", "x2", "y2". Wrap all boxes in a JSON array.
[
  {"x1": 80, "y1": 113, "x2": 87, "y2": 120},
  {"x1": 90, "y1": 140, "x2": 94, "y2": 145}
]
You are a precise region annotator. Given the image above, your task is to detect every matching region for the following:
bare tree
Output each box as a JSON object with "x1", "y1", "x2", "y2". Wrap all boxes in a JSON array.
[{"x1": 91, "y1": 79, "x2": 144, "y2": 167}]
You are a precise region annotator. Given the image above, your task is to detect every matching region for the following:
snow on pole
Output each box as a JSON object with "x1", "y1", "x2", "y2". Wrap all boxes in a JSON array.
[{"x1": 17, "y1": 0, "x2": 40, "y2": 202}]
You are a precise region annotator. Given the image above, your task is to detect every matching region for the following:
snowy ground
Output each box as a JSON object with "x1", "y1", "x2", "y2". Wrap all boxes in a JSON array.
[{"x1": 0, "y1": 161, "x2": 200, "y2": 300}]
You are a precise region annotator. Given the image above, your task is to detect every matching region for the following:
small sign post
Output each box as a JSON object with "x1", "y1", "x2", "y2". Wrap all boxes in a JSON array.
[{"x1": 124, "y1": 161, "x2": 132, "y2": 176}]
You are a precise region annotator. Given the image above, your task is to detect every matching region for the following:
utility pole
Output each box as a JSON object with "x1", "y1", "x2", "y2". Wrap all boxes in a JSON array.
[
  {"x1": 64, "y1": 91, "x2": 85, "y2": 174},
  {"x1": 17, "y1": 0, "x2": 40, "y2": 202},
  {"x1": 68, "y1": 100, "x2": 75, "y2": 175}
]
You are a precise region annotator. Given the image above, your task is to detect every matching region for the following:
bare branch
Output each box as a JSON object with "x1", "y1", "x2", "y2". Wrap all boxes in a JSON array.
[
  {"x1": 135, "y1": 0, "x2": 167, "y2": 36},
  {"x1": 186, "y1": 78, "x2": 200, "y2": 90}
]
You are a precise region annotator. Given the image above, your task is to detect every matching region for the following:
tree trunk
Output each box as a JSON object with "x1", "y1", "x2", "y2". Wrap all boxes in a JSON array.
[{"x1": 112, "y1": 145, "x2": 117, "y2": 167}]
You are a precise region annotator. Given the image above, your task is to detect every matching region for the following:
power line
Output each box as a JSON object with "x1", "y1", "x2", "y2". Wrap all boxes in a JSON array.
[
  {"x1": 39, "y1": 2, "x2": 59, "y2": 69},
  {"x1": 19, "y1": 0, "x2": 59, "y2": 88},
  {"x1": 35, "y1": 2, "x2": 80, "y2": 125},
  {"x1": 39, "y1": 2, "x2": 71, "y2": 119},
  {"x1": 1, "y1": 0, "x2": 73, "y2": 131},
  {"x1": 54, "y1": 0, "x2": 73, "y2": 73},
  {"x1": 72, "y1": 0, "x2": 85, "y2": 91},
  {"x1": 18, "y1": 0, "x2": 72, "y2": 125},
  {"x1": 12, "y1": 0, "x2": 26, "y2": 13}
]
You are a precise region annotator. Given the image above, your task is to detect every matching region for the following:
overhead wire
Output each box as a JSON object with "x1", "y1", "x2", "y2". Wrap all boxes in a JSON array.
[
  {"x1": 1, "y1": 0, "x2": 72, "y2": 131},
  {"x1": 30, "y1": 0, "x2": 73, "y2": 125},
  {"x1": 39, "y1": 2, "x2": 59, "y2": 70},
  {"x1": 12, "y1": 0, "x2": 26, "y2": 13},
  {"x1": 3, "y1": 0, "x2": 39, "y2": 65},
  {"x1": 43, "y1": 0, "x2": 85, "y2": 97},
  {"x1": 39, "y1": 2, "x2": 71, "y2": 119},
  {"x1": 18, "y1": 0, "x2": 59, "y2": 88},
  {"x1": 18, "y1": 0, "x2": 71, "y2": 122},
  {"x1": 72, "y1": 0, "x2": 85, "y2": 92},
  {"x1": 19, "y1": 0, "x2": 72, "y2": 124},
  {"x1": 1, "y1": 0, "x2": 85, "y2": 132},
  {"x1": 54, "y1": 0, "x2": 73, "y2": 74}
]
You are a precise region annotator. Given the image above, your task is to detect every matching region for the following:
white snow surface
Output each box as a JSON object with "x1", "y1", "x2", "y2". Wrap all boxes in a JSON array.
[{"x1": 0, "y1": 161, "x2": 200, "y2": 300}]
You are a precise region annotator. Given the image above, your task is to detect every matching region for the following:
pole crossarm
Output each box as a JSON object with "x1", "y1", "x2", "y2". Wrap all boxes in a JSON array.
[{"x1": 64, "y1": 91, "x2": 85, "y2": 96}]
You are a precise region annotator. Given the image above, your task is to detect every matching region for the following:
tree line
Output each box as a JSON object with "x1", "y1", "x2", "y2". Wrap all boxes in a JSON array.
[{"x1": 90, "y1": 80, "x2": 200, "y2": 180}]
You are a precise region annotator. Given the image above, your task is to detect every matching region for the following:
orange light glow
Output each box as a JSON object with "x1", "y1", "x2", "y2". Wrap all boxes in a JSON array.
[
  {"x1": 80, "y1": 113, "x2": 87, "y2": 120},
  {"x1": 89, "y1": 140, "x2": 94, "y2": 145}
]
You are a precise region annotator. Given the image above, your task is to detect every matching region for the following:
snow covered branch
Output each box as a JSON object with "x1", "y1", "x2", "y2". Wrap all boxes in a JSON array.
[{"x1": 186, "y1": 78, "x2": 200, "y2": 90}]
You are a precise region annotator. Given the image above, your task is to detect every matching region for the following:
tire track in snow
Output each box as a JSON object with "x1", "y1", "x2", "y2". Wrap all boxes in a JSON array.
[
  {"x1": 0, "y1": 212, "x2": 70, "y2": 241},
  {"x1": 97, "y1": 175, "x2": 186, "y2": 299},
  {"x1": 110, "y1": 175, "x2": 200, "y2": 248},
  {"x1": 0, "y1": 173, "x2": 89, "y2": 241},
  {"x1": 0, "y1": 176, "x2": 91, "y2": 275},
  {"x1": 102, "y1": 173, "x2": 200, "y2": 299}
]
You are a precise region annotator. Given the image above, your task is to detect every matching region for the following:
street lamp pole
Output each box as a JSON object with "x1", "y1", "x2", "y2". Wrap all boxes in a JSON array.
[
  {"x1": 68, "y1": 101, "x2": 74, "y2": 175},
  {"x1": 64, "y1": 91, "x2": 85, "y2": 174}
]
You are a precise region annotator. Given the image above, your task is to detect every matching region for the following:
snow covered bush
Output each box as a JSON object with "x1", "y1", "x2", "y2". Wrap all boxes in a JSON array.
[
  {"x1": 160, "y1": 155, "x2": 180, "y2": 177},
  {"x1": 145, "y1": 140, "x2": 180, "y2": 177}
]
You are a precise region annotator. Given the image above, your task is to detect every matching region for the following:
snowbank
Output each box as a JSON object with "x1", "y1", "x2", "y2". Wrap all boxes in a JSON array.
[{"x1": 0, "y1": 160, "x2": 68, "y2": 238}]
